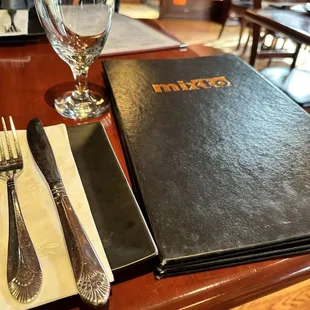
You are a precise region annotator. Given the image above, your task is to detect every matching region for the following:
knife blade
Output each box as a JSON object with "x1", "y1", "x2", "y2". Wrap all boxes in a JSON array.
[{"x1": 27, "y1": 118, "x2": 110, "y2": 308}]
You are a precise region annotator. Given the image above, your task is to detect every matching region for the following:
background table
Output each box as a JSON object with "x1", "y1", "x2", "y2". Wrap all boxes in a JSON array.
[
  {"x1": 1, "y1": 21, "x2": 310, "y2": 310},
  {"x1": 246, "y1": 9, "x2": 310, "y2": 66}
]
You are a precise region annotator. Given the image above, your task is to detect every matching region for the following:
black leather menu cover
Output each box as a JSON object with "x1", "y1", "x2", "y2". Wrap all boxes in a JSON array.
[
  {"x1": 103, "y1": 55, "x2": 310, "y2": 277},
  {"x1": 66, "y1": 123, "x2": 157, "y2": 273}
]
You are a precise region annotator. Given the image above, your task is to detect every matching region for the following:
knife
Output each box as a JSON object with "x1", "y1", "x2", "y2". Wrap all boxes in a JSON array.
[{"x1": 26, "y1": 118, "x2": 110, "y2": 308}]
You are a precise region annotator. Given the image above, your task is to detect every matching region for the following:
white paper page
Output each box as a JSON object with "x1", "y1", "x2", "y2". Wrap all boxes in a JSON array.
[
  {"x1": 0, "y1": 10, "x2": 28, "y2": 36},
  {"x1": 101, "y1": 13, "x2": 181, "y2": 56}
]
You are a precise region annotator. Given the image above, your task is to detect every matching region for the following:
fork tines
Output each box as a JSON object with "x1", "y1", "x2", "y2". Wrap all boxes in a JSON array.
[{"x1": 0, "y1": 117, "x2": 23, "y2": 170}]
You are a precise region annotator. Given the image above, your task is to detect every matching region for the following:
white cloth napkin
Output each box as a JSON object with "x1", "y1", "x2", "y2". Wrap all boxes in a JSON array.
[
  {"x1": 0, "y1": 124, "x2": 113, "y2": 310},
  {"x1": 0, "y1": 10, "x2": 28, "y2": 36}
]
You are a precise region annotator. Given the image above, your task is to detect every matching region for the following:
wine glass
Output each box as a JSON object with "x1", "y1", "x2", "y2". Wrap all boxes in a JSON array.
[{"x1": 34, "y1": 0, "x2": 114, "y2": 120}]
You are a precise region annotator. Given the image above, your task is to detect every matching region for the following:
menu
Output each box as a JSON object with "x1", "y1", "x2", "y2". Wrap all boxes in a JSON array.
[{"x1": 101, "y1": 13, "x2": 182, "y2": 56}]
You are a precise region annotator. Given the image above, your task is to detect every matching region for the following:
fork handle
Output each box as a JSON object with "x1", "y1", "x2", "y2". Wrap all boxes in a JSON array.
[
  {"x1": 50, "y1": 181, "x2": 110, "y2": 308},
  {"x1": 7, "y1": 179, "x2": 42, "y2": 303}
]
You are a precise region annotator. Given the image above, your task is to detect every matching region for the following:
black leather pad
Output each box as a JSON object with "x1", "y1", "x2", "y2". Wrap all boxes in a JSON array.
[
  {"x1": 103, "y1": 54, "x2": 310, "y2": 278},
  {"x1": 67, "y1": 123, "x2": 157, "y2": 272}
]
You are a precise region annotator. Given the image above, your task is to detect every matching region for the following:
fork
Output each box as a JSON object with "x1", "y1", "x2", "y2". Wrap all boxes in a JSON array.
[
  {"x1": 0, "y1": 117, "x2": 42, "y2": 303},
  {"x1": 5, "y1": 9, "x2": 21, "y2": 33}
]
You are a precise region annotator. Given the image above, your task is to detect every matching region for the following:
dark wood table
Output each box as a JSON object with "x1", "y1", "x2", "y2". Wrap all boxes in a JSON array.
[
  {"x1": 2, "y1": 20, "x2": 310, "y2": 310},
  {"x1": 246, "y1": 9, "x2": 310, "y2": 66}
]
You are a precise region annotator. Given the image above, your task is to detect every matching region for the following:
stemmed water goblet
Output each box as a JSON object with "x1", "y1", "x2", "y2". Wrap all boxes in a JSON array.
[{"x1": 34, "y1": 0, "x2": 114, "y2": 120}]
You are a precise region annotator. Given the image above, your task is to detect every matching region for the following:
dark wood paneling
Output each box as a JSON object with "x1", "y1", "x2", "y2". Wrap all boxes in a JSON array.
[{"x1": 160, "y1": 0, "x2": 212, "y2": 20}]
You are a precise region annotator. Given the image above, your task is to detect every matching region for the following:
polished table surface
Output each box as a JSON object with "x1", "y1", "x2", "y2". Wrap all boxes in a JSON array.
[{"x1": 2, "y1": 21, "x2": 310, "y2": 310}]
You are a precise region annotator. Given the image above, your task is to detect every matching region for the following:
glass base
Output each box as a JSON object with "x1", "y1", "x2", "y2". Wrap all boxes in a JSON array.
[{"x1": 54, "y1": 90, "x2": 108, "y2": 120}]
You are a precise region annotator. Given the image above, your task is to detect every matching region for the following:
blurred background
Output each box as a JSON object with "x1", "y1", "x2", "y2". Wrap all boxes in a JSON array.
[{"x1": 119, "y1": 0, "x2": 310, "y2": 72}]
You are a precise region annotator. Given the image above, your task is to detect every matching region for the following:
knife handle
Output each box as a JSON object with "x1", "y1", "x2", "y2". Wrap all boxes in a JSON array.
[{"x1": 50, "y1": 181, "x2": 110, "y2": 308}]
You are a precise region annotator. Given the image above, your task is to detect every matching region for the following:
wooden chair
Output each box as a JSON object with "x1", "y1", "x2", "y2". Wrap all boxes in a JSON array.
[
  {"x1": 218, "y1": 0, "x2": 253, "y2": 50},
  {"x1": 251, "y1": 0, "x2": 307, "y2": 106},
  {"x1": 260, "y1": 67, "x2": 310, "y2": 107}
]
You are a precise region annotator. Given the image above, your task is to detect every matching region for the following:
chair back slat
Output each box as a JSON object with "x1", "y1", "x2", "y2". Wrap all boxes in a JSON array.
[{"x1": 253, "y1": 0, "x2": 262, "y2": 10}]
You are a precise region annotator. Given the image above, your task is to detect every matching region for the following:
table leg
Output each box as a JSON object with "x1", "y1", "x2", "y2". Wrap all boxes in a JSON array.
[
  {"x1": 115, "y1": 0, "x2": 120, "y2": 12},
  {"x1": 249, "y1": 23, "x2": 261, "y2": 67},
  {"x1": 290, "y1": 43, "x2": 301, "y2": 70}
]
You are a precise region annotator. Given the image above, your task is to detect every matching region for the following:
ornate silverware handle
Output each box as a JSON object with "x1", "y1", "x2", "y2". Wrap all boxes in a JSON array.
[
  {"x1": 7, "y1": 179, "x2": 42, "y2": 303},
  {"x1": 50, "y1": 181, "x2": 110, "y2": 308}
]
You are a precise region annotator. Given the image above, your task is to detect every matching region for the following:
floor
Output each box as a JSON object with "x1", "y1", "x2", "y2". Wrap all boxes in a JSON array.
[
  {"x1": 233, "y1": 279, "x2": 310, "y2": 310},
  {"x1": 119, "y1": 3, "x2": 310, "y2": 310},
  {"x1": 119, "y1": 3, "x2": 159, "y2": 19},
  {"x1": 119, "y1": 3, "x2": 310, "y2": 72},
  {"x1": 156, "y1": 19, "x2": 310, "y2": 71}
]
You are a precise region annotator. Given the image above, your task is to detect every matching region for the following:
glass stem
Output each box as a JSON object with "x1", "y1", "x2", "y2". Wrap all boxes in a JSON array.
[{"x1": 71, "y1": 67, "x2": 89, "y2": 99}]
